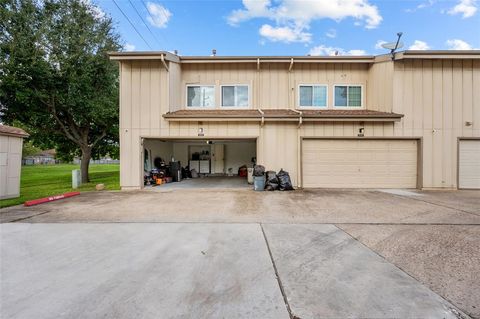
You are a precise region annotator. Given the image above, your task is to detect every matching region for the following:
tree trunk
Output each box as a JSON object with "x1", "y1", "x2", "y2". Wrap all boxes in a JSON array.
[{"x1": 80, "y1": 146, "x2": 92, "y2": 183}]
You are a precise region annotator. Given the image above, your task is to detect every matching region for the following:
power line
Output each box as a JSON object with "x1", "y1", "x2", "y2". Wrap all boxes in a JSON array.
[
  {"x1": 141, "y1": 0, "x2": 170, "y2": 49},
  {"x1": 128, "y1": 0, "x2": 162, "y2": 48},
  {"x1": 112, "y1": 0, "x2": 153, "y2": 50}
]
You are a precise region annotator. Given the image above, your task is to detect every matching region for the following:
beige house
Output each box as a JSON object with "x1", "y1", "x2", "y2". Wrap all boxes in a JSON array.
[
  {"x1": 0, "y1": 125, "x2": 29, "y2": 199},
  {"x1": 110, "y1": 50, "x2": 480, "y2": 190}
]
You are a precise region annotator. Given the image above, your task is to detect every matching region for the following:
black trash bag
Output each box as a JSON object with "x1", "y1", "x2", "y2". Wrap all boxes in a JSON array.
[
  {"x1": 265, "y1": 185, "x2": 275, "y2": 191},
  {"x1": 277, "y1": 169, "x2": 294, "y2": 191},
  {"x1": 265, "y1": 170, "x2": 279, "y2": 191},
  {"x1": 181, "y1": 167, "x2": 188, "y2": 179},
  {"x1": 253, "y1": 165, "x2": 265, "y2": 176}
]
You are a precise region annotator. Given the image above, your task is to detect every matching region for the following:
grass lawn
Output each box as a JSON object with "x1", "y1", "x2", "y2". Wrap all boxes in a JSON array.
[{"x1": 0, "y1": 164, "x2": 119, "y2": 208}]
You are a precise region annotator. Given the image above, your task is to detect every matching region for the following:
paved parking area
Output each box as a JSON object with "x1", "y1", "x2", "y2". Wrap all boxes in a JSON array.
[
  {"x1": 1, "y1": 189, "x2": 479, "y2": 224},
  {"x1": 1, "y1": 189, "x2": 479, "y2": 318},
  {"x1": 0, "y1": 223, "x2": 465, "y2": 319}
]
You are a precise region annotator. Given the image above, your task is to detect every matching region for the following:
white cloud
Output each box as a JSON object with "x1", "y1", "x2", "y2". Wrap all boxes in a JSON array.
[
  {"x1": 448, "y1": 0, "x2": 477, "y2": 18},
  {"x1": 228, "y1": 0, "x2": 382, "y2": 43},
  {"x1": 409, "y1": 40, "x2": 430, "y2": 50},
  {"x1": 374, "y1": 40, "x2": 387, "y2": 50},
  {"x1": 124, "y1": 43, "x2": 136, "y2": 51},
  {"x1": 309, "y1": 45, "x2": 367, "y2": 56},
  {"x1": 405, "y1": 0, "x2": 436, "y2": 13},
  {"x1": 81, "y1": 0, "x2": 106, "y2": 19},
  {"x1": 259, "y1": 24, "x2": 311, "y2": 43},
  {"x1": 146, "y1": 2, "x2": 172, "y2": 28},
  {"x1": 326, "y1": 29, "x2": 337, "y2": 38},
  {"x1": 348, "y1": 49, "x2": 367, "y2": 55},
  {"x1": 446, "y1": 39, "x2": 474, "y2": 50}
]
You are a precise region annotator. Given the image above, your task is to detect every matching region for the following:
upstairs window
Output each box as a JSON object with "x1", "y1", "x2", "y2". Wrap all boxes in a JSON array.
[
  {"x1": 334, "y1": 85, "x2": 362, "y2": 107},
  {"x1": 299, "y1": 85, "x2": 327, "y2": 107},
  {"x1": 187, "y1": 85, "x2": 215, "y2": 108},
  {"x1": 221, "y1": 85, "x2": 249, "y2": 107}
]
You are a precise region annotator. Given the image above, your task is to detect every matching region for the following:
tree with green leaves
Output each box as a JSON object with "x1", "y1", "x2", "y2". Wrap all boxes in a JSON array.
[{"x1": 0, "y1": 0, "x2": 121, "y2": 182}]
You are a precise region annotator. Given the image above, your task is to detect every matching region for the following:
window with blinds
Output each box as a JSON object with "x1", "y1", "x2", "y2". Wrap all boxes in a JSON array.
[
  {"x1": 334, "y1": 85, "x2": 362, "y2": 107},
  {"x1": 299, "y1": 85, "x2": 327, "y2": 107}
]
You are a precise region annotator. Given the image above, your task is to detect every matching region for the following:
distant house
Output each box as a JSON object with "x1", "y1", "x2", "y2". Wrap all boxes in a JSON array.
[
  {"x1": 72, "y1": 155, "x2": 119, "y2": 165},
  {"x1": 0, "y1": 124, "x2": 29, "y2": 199},
  {"x1": 23, "y1": 149, "x2": 57, "y2": 165}
]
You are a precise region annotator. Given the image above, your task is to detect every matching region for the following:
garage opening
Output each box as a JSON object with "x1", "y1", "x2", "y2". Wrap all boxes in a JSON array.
[
  {"x1": 302, "y1": 139, "x2": 418, "y2": 189},
  {"x1": 143, "y1": 138, "x2": 256, "y2": 189}
]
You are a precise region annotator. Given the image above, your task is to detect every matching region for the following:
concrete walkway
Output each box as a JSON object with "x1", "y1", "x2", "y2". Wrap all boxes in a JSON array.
[
  {"x1": 264, "y1": 224, "x2": 462, "y2": 319},
  {"x1": 0, "y1": 222, "x2": 466, "y2": 319},
  {"x1": 0, "y1": 223, "x2": 288, "y2": 319}
]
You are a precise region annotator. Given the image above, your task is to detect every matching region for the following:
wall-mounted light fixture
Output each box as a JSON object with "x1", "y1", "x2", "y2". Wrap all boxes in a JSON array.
[
  {"x1": 465, "y1": 121, "x2": 473, "y2": 126},
  {"x1": 198, "y1": 128, "x2": 204, "y2": 136},
  {"x1": 358, "y1": 127, "x2": 365, "y2": 137}
]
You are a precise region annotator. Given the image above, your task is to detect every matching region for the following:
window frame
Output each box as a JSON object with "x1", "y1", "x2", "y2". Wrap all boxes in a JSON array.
[
  {"x1": 333, "y1": 84, "x2": 364, "y2": 109},
  {"x1": 220, "y1": 84, "x2": 251, "y2": 109},
  {"x1": 297, "y1": 84, "x2": 329, "y2": 109},
  {"x1": 185, "y1": 84, "x2": 216, "y2": 109}
]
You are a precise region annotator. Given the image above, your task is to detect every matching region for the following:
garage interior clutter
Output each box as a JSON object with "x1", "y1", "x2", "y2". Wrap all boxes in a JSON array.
[{"x1": 143, "y1": 139, "x2": 294, "y2": 191}]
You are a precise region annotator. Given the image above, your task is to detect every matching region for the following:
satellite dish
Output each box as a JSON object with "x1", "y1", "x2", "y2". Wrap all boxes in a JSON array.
[
  {"x1": 381, "y1": 42, "x2": 404, "y2": 50},
  {"x1": 382, "y1": 32, "x2": 403, "y2": 60}
]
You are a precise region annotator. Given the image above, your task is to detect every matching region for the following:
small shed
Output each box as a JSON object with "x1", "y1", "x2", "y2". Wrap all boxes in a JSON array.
[{"x1": 0, "y1": 125, "x2": 29, "y2": 199}]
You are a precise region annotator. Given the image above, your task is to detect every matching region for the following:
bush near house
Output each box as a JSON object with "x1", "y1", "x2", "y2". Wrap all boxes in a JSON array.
[{"x1": 0, "y1": 164, "x2": 119, "y2": 208}]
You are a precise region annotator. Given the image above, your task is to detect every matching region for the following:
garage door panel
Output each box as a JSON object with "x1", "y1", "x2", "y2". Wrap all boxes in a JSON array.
[
  {"x1": 459, "y1": 140, "x2": 480, "y2": 189},
  {"x1": 302, "y1": 139, "x2": 418, "y2": 188}
]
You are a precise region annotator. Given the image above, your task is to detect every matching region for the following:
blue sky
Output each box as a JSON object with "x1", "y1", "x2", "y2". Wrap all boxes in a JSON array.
[{"x1": 97, "y1": 0, "x2": 480, "y2": 56}]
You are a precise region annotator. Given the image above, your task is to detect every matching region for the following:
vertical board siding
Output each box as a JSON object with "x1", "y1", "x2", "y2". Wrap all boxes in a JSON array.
[
  {"x1": 393, "y1": 59, "x2": 479, "y2": 188},
  {"x1": 118, "y1": 58, "x2": 479, "y2": 189},
  {"x1": 119, "y1": 61, "x2": 169, "y2": 187}
]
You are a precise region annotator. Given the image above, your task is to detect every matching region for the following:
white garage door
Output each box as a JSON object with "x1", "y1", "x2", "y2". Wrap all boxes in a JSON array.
[
  {"x1": 459, "y1": 140, "x2": 480, "y2": 189},
  {"x1": 302, "y1": 139, "x2": 418, "y2": 188}
]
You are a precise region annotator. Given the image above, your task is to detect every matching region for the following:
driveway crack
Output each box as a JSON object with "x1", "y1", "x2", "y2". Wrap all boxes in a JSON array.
[{"x1": 260, "y1": 223, "x2": 297, "y2": 319}]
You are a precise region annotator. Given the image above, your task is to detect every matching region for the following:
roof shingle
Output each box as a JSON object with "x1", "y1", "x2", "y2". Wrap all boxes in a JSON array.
[
  {"x1": 0, "y1": 125, "x2": 29, "y2": 138},
  {"x1": 163, "y1": 109, "x2": 403, "y2": 120}
]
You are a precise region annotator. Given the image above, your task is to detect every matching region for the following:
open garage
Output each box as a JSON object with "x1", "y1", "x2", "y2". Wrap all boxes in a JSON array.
[
  {"x1": 142, "y1": 138, "x2": 256, "y2": 188},
  {"x1": 301, "y1": 138, "x2": 419, "y2": 189}
]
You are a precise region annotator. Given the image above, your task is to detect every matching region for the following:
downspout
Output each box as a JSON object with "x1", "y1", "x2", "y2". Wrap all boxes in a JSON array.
[
  {"x1": 289, "y1": 58, "x2": 294, "y2": 72},
  {"x1": 161, "y1": 54, "x2": 169, "y2": 72},
  {"x1": 292, "y1": 109, "x2": 302, "y2": 128},
  {"x1": 258, "y1": 108, "x2": 265, "y2": 127}
]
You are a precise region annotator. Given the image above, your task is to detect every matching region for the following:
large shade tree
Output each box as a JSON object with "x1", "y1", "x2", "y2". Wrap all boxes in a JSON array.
[{"x1": 0, "y1": 0, "x2": 121, "y2": 182}]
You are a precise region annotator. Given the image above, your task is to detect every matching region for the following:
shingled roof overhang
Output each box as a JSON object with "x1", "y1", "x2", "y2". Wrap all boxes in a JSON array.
[
  {"x1": 163, "y1": 109, "x2": 403, "y2": 122},
  {"x1": 0, "y1": 125, "x2": 29, "y2": 138}
]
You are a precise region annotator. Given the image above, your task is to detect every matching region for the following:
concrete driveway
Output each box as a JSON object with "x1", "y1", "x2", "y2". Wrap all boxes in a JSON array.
[{"x1": 1, "y1": 189, "x2": 479, "y2": 318}]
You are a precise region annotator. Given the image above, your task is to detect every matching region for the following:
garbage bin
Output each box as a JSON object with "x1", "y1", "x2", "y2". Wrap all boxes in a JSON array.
[
  {"x1": 170, "y1": 161, "x2": 182, "y2": 182},
  {"x1": 72, "y1": 169, "x2": 81, "y2": 188},
  {"x1": 247, "y1": 168, "x2": 254, "y2": 184},
  {"x1": 253, "y1": 175, "x2": 265, "y2": 191}
]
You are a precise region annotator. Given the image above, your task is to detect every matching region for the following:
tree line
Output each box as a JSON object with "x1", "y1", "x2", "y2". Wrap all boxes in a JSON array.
[{"x1": 1, "y1": 0, "x2": 122, "y2": 182}]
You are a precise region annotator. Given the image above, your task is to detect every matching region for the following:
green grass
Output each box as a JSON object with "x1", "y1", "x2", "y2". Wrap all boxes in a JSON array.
[{"x1": 0, "y1": 164, "x2": 120, "y2": 208}]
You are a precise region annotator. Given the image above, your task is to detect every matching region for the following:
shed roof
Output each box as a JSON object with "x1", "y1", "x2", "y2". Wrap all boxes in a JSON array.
[
  {"x1": 0, "y1": 125, "x2": 29, "y2": 138},
  {"x1": 163, "y1": 109, "x2": 403, "y2": 122}
]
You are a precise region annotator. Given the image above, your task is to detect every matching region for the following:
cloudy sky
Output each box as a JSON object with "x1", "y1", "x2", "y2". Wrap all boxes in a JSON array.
[{"x1": 98, "y1": 0, "x2": 480, "y2": 56}]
